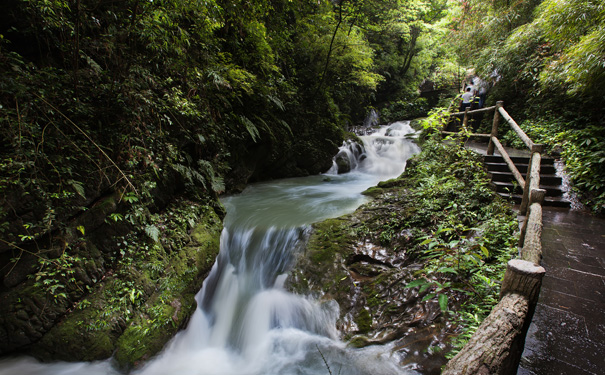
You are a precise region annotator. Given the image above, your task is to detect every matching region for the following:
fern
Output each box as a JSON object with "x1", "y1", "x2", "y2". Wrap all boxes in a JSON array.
[
  {"x1": 144, "y1": 224, "x2": 160, "y2": 242},
  {"x1": 238, "y1": 115, "x2": 260, "y2": 142},
  {"x1": 172, "y1": 163, "x2": 207, "y2": 190},
  {"x1": 197, "y1": 160, "x2": 225, "y2": 193}
]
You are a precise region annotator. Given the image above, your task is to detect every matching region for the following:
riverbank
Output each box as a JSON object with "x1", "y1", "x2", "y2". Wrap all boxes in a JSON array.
[{"x1": 288, "y1": 132, "x2": 519, "y2": 373}]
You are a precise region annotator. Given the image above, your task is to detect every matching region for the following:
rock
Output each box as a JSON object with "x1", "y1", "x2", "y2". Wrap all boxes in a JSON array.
[
  {"x1": 0, "y1": 198, "x2": 223, "y2": 370},
  {"x1": 335, "y1": 151, "x2": 352, "y2": 174}
]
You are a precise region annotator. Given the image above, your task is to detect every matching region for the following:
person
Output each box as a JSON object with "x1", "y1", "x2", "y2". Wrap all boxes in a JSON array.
[
  {"x1": 459, "y1": 87, "x2": 474, "y2": 111},
  {"x1": 476, "y1": 79, "x2": 488, "y2": 108}
]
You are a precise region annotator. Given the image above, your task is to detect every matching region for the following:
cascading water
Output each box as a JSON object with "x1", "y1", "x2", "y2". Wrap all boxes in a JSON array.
[{"x1": 0, "y1": 121, "x2": 420, "y2": 375}]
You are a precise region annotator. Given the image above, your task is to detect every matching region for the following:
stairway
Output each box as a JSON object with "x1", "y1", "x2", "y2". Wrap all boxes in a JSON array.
[{"x1": 484, "y1": 155, "x2": 571, "y2": 207}]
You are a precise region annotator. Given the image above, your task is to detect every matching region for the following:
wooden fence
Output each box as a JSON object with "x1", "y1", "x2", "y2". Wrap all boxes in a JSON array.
[{"x1": 441, "y1": 101, "x2": 546, "y2": 375}]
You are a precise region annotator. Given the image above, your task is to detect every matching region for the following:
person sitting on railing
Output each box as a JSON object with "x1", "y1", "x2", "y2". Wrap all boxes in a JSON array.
[{"x1": 459, "y1": 87, "x2": 474, "y2": 111}]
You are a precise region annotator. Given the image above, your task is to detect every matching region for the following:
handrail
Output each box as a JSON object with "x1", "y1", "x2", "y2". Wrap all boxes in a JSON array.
[
  {"x1": 490, "y1": 136, "x2": 525, "y2": 188},
  {"x1": 498, "y1": 106, "x2": 534, "y2": 150},
  {"x1": 449, "y1": 105, "x2": 497, "y2": 117},
  {"x1": 442, "y1": 100, "x2": 546, "y2": 375}
]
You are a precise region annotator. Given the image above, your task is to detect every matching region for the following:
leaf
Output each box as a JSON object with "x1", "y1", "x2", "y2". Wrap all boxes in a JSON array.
[
  {"x1": 123, "y1": 192, "x2": 139, "y2": 203},
  {"x1": 480, "y1": 246, "x2": 489, "y2": 257},
  {"x1": 419, "y1": 283, "x2": 433, "y2": 294},
  {"x1": 438, "y1": 294, "x2": 448, "y2": 312},
  {"x1": 437, "y1": 267, "x2": 457, "y2": 274},
  {"x1": 69, "y1": 180, "x2": 86, "y2": 198},
  {"x1": 145, "y1": 225, "x2": 160, "y2": 242},
  {"x1": 76, "y1": 225, "x2": 85, "y2": 236},
  {"x1": 239, "y1": 115, "x2": 260, "y2": 142},
  {"x1": 405, "y1": 278, "x2": 428, "y2": 288}
]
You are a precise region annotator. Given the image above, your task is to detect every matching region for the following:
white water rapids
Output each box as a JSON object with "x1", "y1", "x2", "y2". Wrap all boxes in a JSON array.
[{"x1": 0, "y1": 121, "x2": 421, "y2": 375}]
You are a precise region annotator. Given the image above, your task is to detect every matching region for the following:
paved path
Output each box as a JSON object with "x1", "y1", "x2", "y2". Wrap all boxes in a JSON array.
[{"x1": 518, "y1": 207, "x2": 605, "y2": 375}]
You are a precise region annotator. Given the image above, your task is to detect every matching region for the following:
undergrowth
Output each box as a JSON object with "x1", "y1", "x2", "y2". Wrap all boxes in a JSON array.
[
  {"x1": 502, "y1": 115, "x2": 605, "y2": 214},
  {"x1": 358, "y1": 112, "x2": 519, "y2": 359}
]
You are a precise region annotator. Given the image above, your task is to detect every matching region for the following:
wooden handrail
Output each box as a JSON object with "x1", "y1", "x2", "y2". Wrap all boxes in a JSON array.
[
  {"x1": 498, "y1": 107, "x2": 534, "y2": 150},
  {"x1": 449, "y1": 105, "x2": 497, "y2": 117},
  {"x1": 491, "y1": 137, "x2": 525, "y2": 188},
  {"x1": 441, "y1": 100, "x2": 547, "y2": 374}
]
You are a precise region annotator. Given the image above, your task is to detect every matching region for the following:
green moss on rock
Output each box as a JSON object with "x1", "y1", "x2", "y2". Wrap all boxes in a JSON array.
[
  {"x1": 355, "y1": 309, "x2": 372, "y2": 334},
  {"x1": 27, "y1": 200, "x2": 223, "y2": 369}
]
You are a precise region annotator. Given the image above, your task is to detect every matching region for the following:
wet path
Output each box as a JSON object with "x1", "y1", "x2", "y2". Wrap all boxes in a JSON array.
[{"x1": 518, "y1": 207, "x2": 605, "y2": 375}]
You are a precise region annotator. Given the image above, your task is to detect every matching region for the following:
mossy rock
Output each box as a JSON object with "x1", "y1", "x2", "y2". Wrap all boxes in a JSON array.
[
  {"x1": 355, "y1": 309, "x2": 372, "y2": 334},
  {"x1": 26, "y1": 200, "x2": 223, "y2": 368}
]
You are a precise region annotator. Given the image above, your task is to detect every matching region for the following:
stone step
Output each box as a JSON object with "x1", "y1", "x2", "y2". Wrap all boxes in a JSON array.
[
  {"x1": 484, "y1": 155, "x2": 557, "y2": 166},
  {"x1": 496, "y1": 192, "x2": 571, "y2": 208},
  {"x1": 488, "y1": 171, "x2": 562, "y2": 186},
  {"x1": 485, "y1": 162, "x2": 557, "y2": 175},
  {"x1": 491, "y1": 181, "x2": 564, "y2": 197},
  {"x1": 481, "y1": 153, "x2": 569, "y2": 207}
]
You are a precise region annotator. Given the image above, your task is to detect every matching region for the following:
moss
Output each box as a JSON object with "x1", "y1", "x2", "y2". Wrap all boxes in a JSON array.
[
  {"x1": 113, "y1": 306, "x2": 176, "y2": 367},
  {"x1": 355, "y1": 309, "x2": 372, "y2": 334},
  {"x1": 361, "y1": 186, "x2": 385, "y2": 197},
  {"x1": 25, "y1": 200, "x2": 223, "y2": 367},
  {"x1": 29, "y1": 287, "x2": 120, "y2": 362},
  {"x1": 348, "y1": 335, "x2": 371, "y2": 348},
  {"x1": 307, "y1": 218, "x2": 353, "y2": 264}
]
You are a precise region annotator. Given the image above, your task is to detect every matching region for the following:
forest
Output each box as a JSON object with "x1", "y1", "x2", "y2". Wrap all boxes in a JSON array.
[{"x1": 0, "y1": 0, "x2": 603, "y2": 371}]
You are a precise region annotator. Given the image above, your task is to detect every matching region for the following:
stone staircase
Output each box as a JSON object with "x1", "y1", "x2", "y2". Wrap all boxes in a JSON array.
[{"x1": 484, "y1": 155, "x2": 571, "y2": 207}]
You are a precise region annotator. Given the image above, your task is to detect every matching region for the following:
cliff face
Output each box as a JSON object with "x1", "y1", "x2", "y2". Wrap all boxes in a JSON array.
[{"x1": 0, "y1": 185, "x2": 222, "y2": 366}]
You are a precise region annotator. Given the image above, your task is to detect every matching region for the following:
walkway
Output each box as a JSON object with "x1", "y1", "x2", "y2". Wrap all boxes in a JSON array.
[{"x1": 518, "y1": 207, "x2": 605, "y2": 375}]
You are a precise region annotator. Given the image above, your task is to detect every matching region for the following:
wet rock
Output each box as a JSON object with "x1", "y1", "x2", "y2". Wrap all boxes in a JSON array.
[
  {"x1": 335, "y1": 151, "x2": 352, "y2": 174},
  {"x1": 287, "y1": 180, "x2": 457, "y2": 374},
  {"x1": 0, "y1": 197, "x2": 223, "y2": 370}
]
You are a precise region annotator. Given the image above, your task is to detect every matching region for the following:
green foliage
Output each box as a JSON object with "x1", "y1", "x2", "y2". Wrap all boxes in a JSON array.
[
  {"x1": 537, "y1": 0, "x2": 605, "y2": 96},
  {"x1": 502, "y1": 116, "x2": 605, "y2": 213},
  {"x1": 380, "y1": 97, "x2": 430, "y2": 122},
  {"x1": 443, "y1": 0, "x2": 605, "y2": 212},
  {"x1": 31, "y1": 252, "x2": 84, "y2": 302},
  {"x1": 356, "y1": 127, "x2": 518, "y2": 357}
]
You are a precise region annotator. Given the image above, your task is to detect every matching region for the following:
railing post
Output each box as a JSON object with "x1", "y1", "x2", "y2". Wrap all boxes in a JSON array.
[
  {"x1": 487, "y1": 101, "x2": 503, "y2": 155},
  {"x1": 462, "y1": 107, "x2": 470, "y2": 130},
  {"x1": 519, "y1": 188, "x2": 546, "y2": 249},
  {"x1": 520, "y1": 144, "x2": 544, "y2": 213}
]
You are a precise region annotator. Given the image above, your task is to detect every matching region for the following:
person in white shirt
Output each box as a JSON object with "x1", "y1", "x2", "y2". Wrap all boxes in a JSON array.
[{"x1": 459, "y1": 87, "x2": 474, "y2": 111}]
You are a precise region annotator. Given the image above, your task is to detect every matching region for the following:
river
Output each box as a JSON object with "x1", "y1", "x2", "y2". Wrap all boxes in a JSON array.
[{"x1": 0, "y1": 121, "x2": 420, "y2": 375}]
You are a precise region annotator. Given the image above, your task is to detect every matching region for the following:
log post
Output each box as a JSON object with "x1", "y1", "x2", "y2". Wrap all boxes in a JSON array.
[
  {"x1": 442, "y1": 260, "x2": 545, "y2": 375},
  {"x1": 487, "y1": 101, "x2": 503, "y2": 155},
  {"x1": 462, "y1": 106, "x2": 470, "y2": 130},
  {"x1": 501, "y1": 259, "x2": 545, "y2": 301},
  {"x1": 520, "y1": 144, "x2": 544, "y2": 213},
  {"x1": 519, "y1": 189, "x2": 545, "y2": 263}
]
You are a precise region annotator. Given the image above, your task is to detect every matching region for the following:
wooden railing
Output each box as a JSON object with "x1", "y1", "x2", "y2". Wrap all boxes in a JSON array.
[{"x1": 441, "y1": 101, "x2": 546, "y2": 375}]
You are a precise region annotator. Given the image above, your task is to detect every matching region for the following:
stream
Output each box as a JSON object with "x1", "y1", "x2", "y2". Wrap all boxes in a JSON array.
[{"x1": 0, "y1": 121, "x2": 420, "y2": 375}]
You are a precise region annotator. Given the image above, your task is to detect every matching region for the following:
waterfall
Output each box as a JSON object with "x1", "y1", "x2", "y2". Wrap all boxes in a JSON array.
[
  {"x1": 363, "y1": 109, "x2": 380, "y2": 128},
  {"x1": 327, "y1": 120, "x2": 420, "y2": 178},
  {"x1": 0, "y1": 121, "x2": 421, "y2": 375}
]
